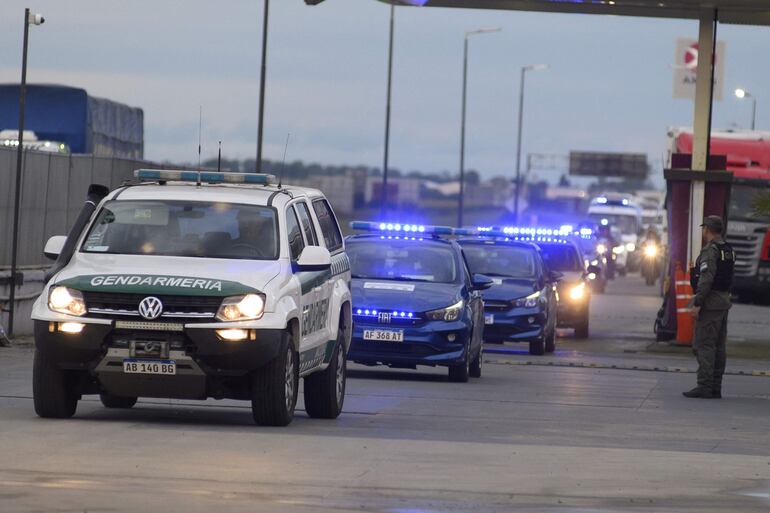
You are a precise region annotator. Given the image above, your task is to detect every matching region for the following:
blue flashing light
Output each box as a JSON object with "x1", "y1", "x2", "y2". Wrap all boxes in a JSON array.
[
  {"x1": 352, "y1": 221, "x2": 446, "y2": 236},
  {"x1": 622, "y1": 199, "x2": 629, "y2": 206},
  {"x1": 135, "y1": 169, "x2": 276, "y2": 185},
  {"x1": 601, "y1": 218, "x2": 609, "y2": 226},
  {"x1": 354, "y1": 307, "x2": 417, "y2": 319},
  {"x1": 596, "y1": 197, "x2": 608, "y2": 204}
]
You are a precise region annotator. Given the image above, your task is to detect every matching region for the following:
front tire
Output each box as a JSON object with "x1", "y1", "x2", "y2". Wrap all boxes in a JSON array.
[
  {"x1": 100, "y1": 393, "x2": 137, "y2": 409},
  {"x1": 33, "y1": 350, "x2": 78, "y2": 419},
  {"x1": 251, "y1": 332, "x2": 298, "y2": 427},
  {"x1": 304, "y1": 333, "x2": 346, "y2": 419},
  {"x1": 545, "y1": 328, "x2": 556, "y2": 353},
  {"x1": 529, "y1": 338, "x2": 546, "y2": 356},
  {"x1": 448, "y1": 342, "x2": 471, "y2": 382},
  {"x1": 469, "y1": 348, "x2": 483, "y2": 378}
]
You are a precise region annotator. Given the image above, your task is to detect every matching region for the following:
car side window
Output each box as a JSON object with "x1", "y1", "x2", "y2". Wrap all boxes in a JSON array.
[
  {"x1": 286, "y1": 207, "x2": 305, "y2": 261},
  {"x1": 312, "y1": 199, "x2": 343, "y2": 252},
  {"x1": 295, "y1": 202, "x2": 319, "y2": 246}
]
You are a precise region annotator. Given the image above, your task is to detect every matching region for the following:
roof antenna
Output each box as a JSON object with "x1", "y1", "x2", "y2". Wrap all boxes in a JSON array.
[
  {"x1": 217, "y1": 141, "x2": 222, "y2": 172},
  {"x1": 278, "y1": 132, "x2": 290, "y2": 189},
  {"x1": 197, "y1": 106, "x2": 203, "y2": 186}
]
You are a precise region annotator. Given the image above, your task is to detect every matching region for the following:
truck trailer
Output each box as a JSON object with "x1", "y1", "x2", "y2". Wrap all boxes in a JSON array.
[{"x1": 0, "y1": 84, "x2": 143, "y2": 159}]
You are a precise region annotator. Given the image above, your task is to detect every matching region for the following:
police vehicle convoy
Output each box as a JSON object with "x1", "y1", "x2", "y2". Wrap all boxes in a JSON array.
[
  {"x1": 457, "y1": 228, "x2": 560, "y2": 356},
  {"x1": 588, "y1": 195, "x2": 642, "y2": 275},
  {"x1": 536, "y1": 233, "x2": 595, "y2": 339},
  {"x1": 32, "y1": 169, "x2": 352, "y2": 427},
  {"x1": 345, "y1": 222, "x2": 491, "y2": 382}
]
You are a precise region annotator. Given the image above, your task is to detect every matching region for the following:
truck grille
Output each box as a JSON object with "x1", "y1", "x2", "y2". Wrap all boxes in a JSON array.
[
  {"x1": 84, "y1": 292, "x2": 222, "y2": 322},
  {"x1": 725, "y1": 232, "x2": 763, "y2": 277}
]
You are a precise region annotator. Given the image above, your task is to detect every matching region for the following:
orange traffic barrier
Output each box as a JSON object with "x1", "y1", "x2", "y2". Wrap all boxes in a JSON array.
[{"x1": 674, "y1": 262, "x2": 694, "y2": 345}]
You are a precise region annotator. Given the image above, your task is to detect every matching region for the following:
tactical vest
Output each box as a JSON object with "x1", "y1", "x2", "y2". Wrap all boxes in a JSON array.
[
  {"x1": 690, "y1": 241, "x2": 736, "y2": 292},
  {"x1": 712, "y1": 240, "x2": 736, "y2": 291}
]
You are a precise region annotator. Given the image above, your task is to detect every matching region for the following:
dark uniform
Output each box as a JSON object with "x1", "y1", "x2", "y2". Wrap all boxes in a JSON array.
[{"x1": 685, "y1": 216, "x2": 735, "y2": 399}]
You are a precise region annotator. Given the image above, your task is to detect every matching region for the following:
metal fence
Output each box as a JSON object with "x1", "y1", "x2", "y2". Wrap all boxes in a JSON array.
[{"x1": 0, "y1": 146, "x2": 158, "y2": 268}]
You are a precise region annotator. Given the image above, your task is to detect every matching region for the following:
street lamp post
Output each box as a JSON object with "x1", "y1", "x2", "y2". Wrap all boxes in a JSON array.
[
  {"x1": 381, "y1": 5, "x2": 395, "y2": 218},
  {"x1": 7, "y1": 9, "x2": 44, "y2": 337},
  {"x1": 735, "y1": 88, "x2": 757, "y2": 131},
  {"x1": 458, "y1": 27, "x2": 501, "y2": 227},
  {"x1": 513, "y1": 63, "x2": 548, "y2": 225},
  {"x1": 256, "y1": 0, "x2": 269, "y2": 171}
]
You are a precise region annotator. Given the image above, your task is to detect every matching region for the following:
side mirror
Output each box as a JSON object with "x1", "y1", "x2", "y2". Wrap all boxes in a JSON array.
[
  {"x1": 43, "y1": 236, "x2": 67, "y2": 260},
  {"x1": 471, "y1": 273, "x2": 494, "y2": 291},
  {"x1": 549, "y1": 270, "x2": 564, "y2": 283},
  {"x1": 295, "y1": 246, "x2": 332, "y2": 272}
]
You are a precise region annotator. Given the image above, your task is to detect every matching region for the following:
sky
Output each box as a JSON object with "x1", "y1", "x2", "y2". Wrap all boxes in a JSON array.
[{"x1": 1, "y1": 0, "x2": 769, "y2": 183}]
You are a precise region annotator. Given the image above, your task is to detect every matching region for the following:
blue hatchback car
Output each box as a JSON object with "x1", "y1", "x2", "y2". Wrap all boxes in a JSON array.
[
  {"x1": 346, "y1": 225, "x2": 491, "y2": 382},
  {"x1": 457, "y1": 238, "x2": 559, "y2": 356}
]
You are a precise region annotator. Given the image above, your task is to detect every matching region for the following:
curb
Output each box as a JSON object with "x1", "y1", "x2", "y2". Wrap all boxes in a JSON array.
[{"x1": 486, "y1": 358, "x2": 770, "y2": 377}]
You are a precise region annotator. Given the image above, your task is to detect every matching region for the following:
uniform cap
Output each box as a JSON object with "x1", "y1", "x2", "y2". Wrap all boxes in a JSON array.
[{"x1": 701, "y1": 215, "x2": 724, "y2": 233}]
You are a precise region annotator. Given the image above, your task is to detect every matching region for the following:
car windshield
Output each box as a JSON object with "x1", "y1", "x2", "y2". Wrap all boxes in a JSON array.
[
  {"x1": 729, "y1": 185, "x2": 770, "y2": 223},
  {"x1": 588, "y1": 213, "x2": 639, "y2": 234},
  {"x1": 539, "y1": 244, "x2": 583, "y2": 272},
  {"x1": 81, "y1": 200, "x2": 278, "y2": 260},
  {"x1": 346, "y1": 239, "x2": 458, "y2": 283},
  {"x1": 460, "y1": 243, "x2": 536, "y2": 279}
]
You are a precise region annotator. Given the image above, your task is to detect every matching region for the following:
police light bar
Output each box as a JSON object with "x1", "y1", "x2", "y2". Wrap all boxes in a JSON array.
[
  {"x1": 351, "y1": 221, "x2": 458, "y2": 236},
  {"x1": 135, "y1": 169, "x2": 276, "y2": 185},
  {"x1": 473, "y1": 225, "x2": 581, "y2": 237}
]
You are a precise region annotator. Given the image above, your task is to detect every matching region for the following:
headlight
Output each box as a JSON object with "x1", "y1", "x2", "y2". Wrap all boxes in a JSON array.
[
  {"x1": 514, "y1": 290, "x2": 541, "y2": 308},
  {"x1": 48, "y1": 286, "x2": 86, "y2": 316},
  {"x1": 644, "y1": 244, "x2": 658, "y2": 257},
  {"x1": 426, "y1": 300, "x2": 464, "y2": 322},
  {"x1": 590, "y1": 259, "x2": 600, "y2": 266},
  {"x1": 612, "y1": 245, "x2": 625, "y2": 255},
  {"x1": 569, "y1": 283, "x2": 586, "y2": 301},
  {"x1": 216, "y1": 294, "x2": 266, "y2": 322},
  {"x1": 625, "y1": 242, "x2": 636, "y2": 252},
  {"x1": 596, "y1": 244, "x2": 607, "y2": 255}
]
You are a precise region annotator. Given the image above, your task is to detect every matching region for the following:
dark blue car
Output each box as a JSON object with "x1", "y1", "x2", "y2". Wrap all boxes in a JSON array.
[
  {"x1": 457, "y1": 238, "x2": 559, "y2": 355},
  {"x1": 346, "y1": 228, "x2": 490, "y2": 382}
]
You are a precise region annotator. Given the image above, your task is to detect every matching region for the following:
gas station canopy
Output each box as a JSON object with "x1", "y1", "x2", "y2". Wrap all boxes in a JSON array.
[{"x1": 380, "y1": 0, "x2": 770, "y2": 26}]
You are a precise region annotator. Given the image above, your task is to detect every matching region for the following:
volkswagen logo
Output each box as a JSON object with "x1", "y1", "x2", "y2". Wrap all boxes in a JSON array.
[
  {"x1": 138, "y1": 297, "x2": 163, "y2": 320},
  {"x1": 378, "y1": 312, "x2": 392, "y2": 324}
]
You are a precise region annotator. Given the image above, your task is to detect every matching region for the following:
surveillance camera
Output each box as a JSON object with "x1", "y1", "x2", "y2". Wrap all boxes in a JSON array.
[{"x1": 29, "y1": 13, "x2": 45, "y2": 25}]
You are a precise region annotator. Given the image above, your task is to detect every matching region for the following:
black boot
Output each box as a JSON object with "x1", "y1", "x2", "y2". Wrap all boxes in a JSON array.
[{"x1": 683, "y1": 387, "x2": 714, "y2": 399}]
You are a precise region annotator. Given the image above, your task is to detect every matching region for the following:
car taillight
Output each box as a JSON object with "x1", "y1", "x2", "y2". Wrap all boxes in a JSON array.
[{"x1": 761, "y1": 229, "x2": 770, "y2": 262}]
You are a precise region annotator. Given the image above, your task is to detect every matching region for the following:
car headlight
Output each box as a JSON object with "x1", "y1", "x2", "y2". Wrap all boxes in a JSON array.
[
  {"x1": 644, "y1": 244, "x2": 658, "y2": 257},
  {"x1": 426, "y1": 300, "x2": 464, "y2": 322},
  {"x1": 590, "y1": 259, "x2": 600, "y2": 266},
  {"x1": 596, "y1": 244, "x2": 607, "y2": 255},
  {"x1": 48, "y1": 286, "x2": 86, "y2": 316},
  {"x1": 625, "y1": 242, "x2": 636, "y2": 252},
  {"x1": 612, "y1": 245, "x2": 625, "y2": 255},
  {"x1": 216, "y1": 294, "x2": 266, "y2": 322},
  {"x1": 514, "y1": 290, "x2": 541, "y2": 308},
  {"x1": 569, "y1": 282, "x2": 586, "y2": 301}
]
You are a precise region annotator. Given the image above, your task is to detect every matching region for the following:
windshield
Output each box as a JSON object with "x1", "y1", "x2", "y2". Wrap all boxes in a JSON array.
[
  {"x1": 82, "y1": 200, "x2": 278, "y2": 259},
  {"x1": 539, "y1": 244, "x2": 583, "y2": 272},
  {"x1": 588, "y1": 213, "x2": 639, "y2": 234},
  {"x1": 346, "y1": 239, "x2": 459, "y2": 283},
  {"x1": 729, "y1": 185, "x2": 770, "y2": 223},
  {"x1": 461, "y1": 244, "x2": 537, "y2": 279}
]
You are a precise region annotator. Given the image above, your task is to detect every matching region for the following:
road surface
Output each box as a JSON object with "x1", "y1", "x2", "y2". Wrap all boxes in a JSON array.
[{"x1": 1, "y1": 276, "x2": 768, "y2": 512}]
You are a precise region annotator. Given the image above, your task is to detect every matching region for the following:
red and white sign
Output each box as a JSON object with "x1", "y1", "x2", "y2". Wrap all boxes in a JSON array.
[{"x1": 673, "y1": 38, "x2": 726, "y2": 101}]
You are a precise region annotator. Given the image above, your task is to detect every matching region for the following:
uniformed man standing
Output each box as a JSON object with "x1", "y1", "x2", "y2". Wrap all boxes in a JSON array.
[{"x1": 683, "y1": 216, "x2": 736, "y2": 399}]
